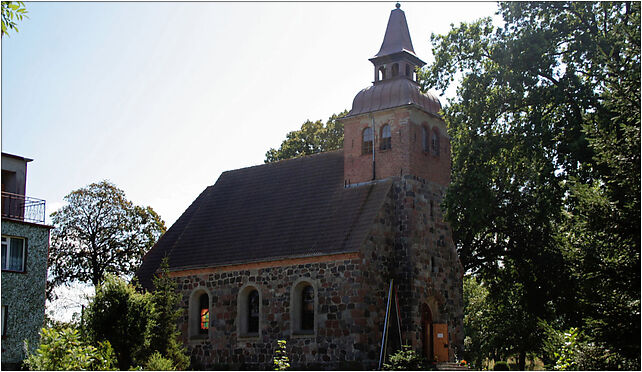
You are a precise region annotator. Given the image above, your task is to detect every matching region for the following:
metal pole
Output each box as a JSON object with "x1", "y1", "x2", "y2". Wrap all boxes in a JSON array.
[{"x1": 379, "y1": 280, "x2": 394, "y2": 370}]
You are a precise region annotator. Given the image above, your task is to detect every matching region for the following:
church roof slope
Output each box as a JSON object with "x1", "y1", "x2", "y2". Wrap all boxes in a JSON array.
[{"x1": 136, "y1": 150, "x2": 392, "y2": 289}]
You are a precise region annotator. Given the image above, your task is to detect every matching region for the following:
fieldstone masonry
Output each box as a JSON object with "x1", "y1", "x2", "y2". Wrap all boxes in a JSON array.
[{"x1": 172, "y1": 176, "x2": 463, "y2": 370}]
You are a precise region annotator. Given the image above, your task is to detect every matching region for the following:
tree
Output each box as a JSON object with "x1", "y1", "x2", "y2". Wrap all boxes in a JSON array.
[
  {"x1": 265, "y1": 110, "x2": 347, "y2": 163},
  {"x1": 419, "y1": 1, "x2": 640, "y2": 369},
  {"x1": 84, "y1": 275, "x2": 155, "y2": 370},
  {"x1": 83, "y1": 272, "x2": 189, "y2": 370},
  {"x1": 149, "y1": 258, "x2": 189, "y2": 370},
  {"x1": 48, "y1": 181, "x2": 166, "y2": 299},
  {"x1": 1, "y1": 1, "x2": 27, "y2": 37}
]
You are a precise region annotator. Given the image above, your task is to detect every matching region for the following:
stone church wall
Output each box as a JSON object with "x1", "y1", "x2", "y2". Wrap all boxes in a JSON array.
[{"x1": 172, "y1": 177, "x2": 463, "y2": 369}]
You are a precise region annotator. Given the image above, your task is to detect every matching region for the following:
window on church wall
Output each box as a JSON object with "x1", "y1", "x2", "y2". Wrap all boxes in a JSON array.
[
  {"x1": 199, "y1": 294, "x2": 209, "y2": 334},
  {"x1": 422, "y1": 126, "x2": 429, "y2": 152},
  {"x1": 247, "y1": 290, "x2": 259, "y2": 334},
  {"x1": 238, "y1": 285, "x2": 261, "y2": 338},
  {"x1": 362, "y1": 127, "x2": 374, "y2": 155},
  {"x1": 292, "y1": 280, "x2": 316, "y2": 336},
  {"x1": 432, "y1": 129, "x2": 440, "y2": 156},
  {"x1": 392, "y1": 63, "x2": 399, "y2": 77},
  {"x1": 301, "y1": 285, "x2": 314, "y2": 331},
  {"x1": 405, "y1": 64, "x2": 411, "y2": 78},
  {"x1": 189, "y1": 288, "x2": 210, "y2": 339},
  {"x1": 380, "y1": 125, "x2": 392, "y2": 150},
  {"x1": 378, "y1": 66, "x2": 386, "y2": 81}
]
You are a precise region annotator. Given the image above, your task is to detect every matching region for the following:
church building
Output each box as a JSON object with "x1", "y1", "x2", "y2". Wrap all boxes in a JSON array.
[{"x1": 137, "y1": 4, "x2": 464, "y2": 370}]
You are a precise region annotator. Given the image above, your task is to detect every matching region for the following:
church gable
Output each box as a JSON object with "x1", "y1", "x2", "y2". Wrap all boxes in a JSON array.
[{"x1": 137, "y1": 150, "x2": 393, "y2": 289}]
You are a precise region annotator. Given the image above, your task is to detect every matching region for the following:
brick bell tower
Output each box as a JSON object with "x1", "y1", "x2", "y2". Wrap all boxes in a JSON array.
[
  {"x1": 342, "y1": 3, "x2": 450, "y2": 187},
  {"x1": 342, "y1": 4, "x2": 464, "y2": 362}
]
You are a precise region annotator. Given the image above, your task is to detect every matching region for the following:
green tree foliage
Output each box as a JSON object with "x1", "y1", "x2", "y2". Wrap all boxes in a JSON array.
[
  {"x1": 1, "y1": 1, "x2": 27, "y2": 37},
  {"x1": 84, "y1": 275, "x2": 155, "y2": 370},
  {"x1": 149, "y1": 258, "x2": 189, "y2": 370},
  {"x1": 462, "y1": 275, "x2": 491, "y2": 368},
  {"x1": 83, "y1": 273, "x2": 188, "y2": 370},
  {"x1": 48, "y1": 181, "x2": 166, "y2": 299},
  {"x1": 419, "y1": 1, "x2": 640, "y2": 369},
  {"x1": 144, "y1": 352, "x2": 176, "y2": 371},
  {"x1": 24, "y1": 327, "x2": 116, "y2": 371},
  {"x1": 265, "y1": 111, "x2": 347, "y2": 163},
  {"x1": 382, "y1": 345, "x2": 426, "y2": 371}
]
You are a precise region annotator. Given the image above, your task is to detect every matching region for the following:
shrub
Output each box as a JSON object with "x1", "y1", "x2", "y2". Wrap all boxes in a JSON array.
[
  {"x1": 144, "y1": 352, "x2": 176, "y2": 370},
  {"x1": 383, "y1": 345, "x2": 426, "y2": 370},
  {"x1": 493, "y1": 361, "x2": 509, "y2": 370},
  {"x1": 24, "y1": 327, "x2": 116, "y2": 370}
]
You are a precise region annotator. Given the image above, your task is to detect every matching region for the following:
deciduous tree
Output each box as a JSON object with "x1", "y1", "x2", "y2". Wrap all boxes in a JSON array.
[
  {"x1": 48, "y1": 181, "x2": 166, "y2": 299},
  {"x1": 419, "y1": 1, "x2": 640, "y2": 369},
  {"x1": 1, "y1": 1, "x2": 27, "y2": 37},
  {"x1": 265, "y1": 111, "x2": 347, "y2": 163}
]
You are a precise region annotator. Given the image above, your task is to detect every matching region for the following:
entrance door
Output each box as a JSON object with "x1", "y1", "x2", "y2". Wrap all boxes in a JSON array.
[{"x1": 432, "y1": 323, "x2": 449, "y2": 362}]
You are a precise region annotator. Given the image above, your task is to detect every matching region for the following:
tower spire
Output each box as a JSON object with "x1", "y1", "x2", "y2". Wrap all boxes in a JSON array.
[
  {"x1": 368, "y1": 4, "x2": 425, "y2": 84},
  {"x1": 375, "y1": 3, "x2": 416, "y2": 57}
]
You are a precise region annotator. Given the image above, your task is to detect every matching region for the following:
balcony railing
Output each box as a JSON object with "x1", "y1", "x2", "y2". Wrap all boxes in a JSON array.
[{"x1": 1, "y1": 191, "x2": 46, "y2": 224}]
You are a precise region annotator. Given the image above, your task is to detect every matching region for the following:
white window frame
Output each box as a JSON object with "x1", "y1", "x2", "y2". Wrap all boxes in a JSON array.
[{"x1": 1, "y1": 236, "x2": 26, "y2": 272}]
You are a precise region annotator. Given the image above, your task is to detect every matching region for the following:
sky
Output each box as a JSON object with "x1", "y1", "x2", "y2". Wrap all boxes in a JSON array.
[
  {"x1": 2, "y1": 1, "x2": 499, "y2": 228},
  {"x1": 2, "y1": 1, "x2": 499, "y2": 320}
]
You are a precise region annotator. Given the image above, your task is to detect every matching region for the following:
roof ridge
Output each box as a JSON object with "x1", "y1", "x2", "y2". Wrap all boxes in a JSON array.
[{"x1": 223, "y1": 149, "x2": 343, "y2": 175}]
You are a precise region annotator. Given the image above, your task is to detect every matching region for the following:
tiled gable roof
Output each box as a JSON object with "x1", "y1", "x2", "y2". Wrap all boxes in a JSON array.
[{"x1": 137, "y1": 150, "x2": 392, "y2": 289}]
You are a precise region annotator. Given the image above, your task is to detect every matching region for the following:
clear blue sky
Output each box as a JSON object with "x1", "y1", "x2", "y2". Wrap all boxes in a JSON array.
[{"x1": 2, "y1": 1, "x2": 499, "y2": 228}]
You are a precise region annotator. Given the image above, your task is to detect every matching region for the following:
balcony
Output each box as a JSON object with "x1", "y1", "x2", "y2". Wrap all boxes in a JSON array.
[{"x1": 1, "y1": 191, "x2": 46, "y2": 224}]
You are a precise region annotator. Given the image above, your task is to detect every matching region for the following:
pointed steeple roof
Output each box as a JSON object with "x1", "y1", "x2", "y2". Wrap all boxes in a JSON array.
[{"x1": 375, "y1": 3, "x2": 416, "y2": 57}]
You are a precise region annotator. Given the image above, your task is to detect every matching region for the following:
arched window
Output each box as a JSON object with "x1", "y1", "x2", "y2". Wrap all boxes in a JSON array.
[
  {"x1": 247, "y1": 290, "x2": 259, "y2": 334},
  {"x1": 291, "y1": 279, "x2": 316, "y2": 335},
  {"x1": 189, "y1": 288, "x2": 210, "y2": 339},
  {"x1": 378, "y1": 66, "x2": 386, "y2": 81},
  {"x1": 405, "y1": 64, "x2": 411, "y2": 77},
  {"x1": 238, "y1": 285, "x2": 261, "y2": 338},
  {"x1": 301, "y1": 285, "x2": 315, "y2": 331},
  {"x1": 199, "y1": 293, "x2": 209, "y2": 334},
  {"x1": 432, "y1": 129, "x2": 440, "y2": 156},
  {"x1": 380, "y1": 124, "x2": 391, "y2": 150},
  {"x1": 422, "y1": 126, "x2": 429, "y2": 152},
  {"x1": 362, "y1": 127, "x2": 374, "y2": 155},
  {"x1": 392, "y1": 63, "x2": 399, "y2": 77}
]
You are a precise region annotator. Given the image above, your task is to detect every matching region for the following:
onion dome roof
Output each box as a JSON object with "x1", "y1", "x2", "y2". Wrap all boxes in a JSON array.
[{"x1": 348, "y1": 78, "x2": 441, "y2": 117}]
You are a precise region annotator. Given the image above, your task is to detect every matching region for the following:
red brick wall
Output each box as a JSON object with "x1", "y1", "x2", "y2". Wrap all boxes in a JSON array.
[{"x1": 342, "y1": 107, "x2": 450, "y2": 187}]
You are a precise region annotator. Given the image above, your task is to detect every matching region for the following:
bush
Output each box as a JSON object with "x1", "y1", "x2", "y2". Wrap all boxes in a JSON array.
[
  {"x1": 493, "y1": 361, "x2": 509, "y2": 370},
  {"x1": 144, "y1": 352, "x2": 176, "y2": 370},
  {"x1": 383, "y1": 345, "x2": 426, "y2": 370},
  {"x1": 84, "y1": 270, "x2": 189, "y2": 370},
  {"x1": 273, "y1": 340, "x2": 290, "y2": 371},
  {"x1": 24, "y1": 327, "x2": 116, "y2": 370},
  {"x1": 84, "y1": 275, "x2": 155, "y2": 370}
]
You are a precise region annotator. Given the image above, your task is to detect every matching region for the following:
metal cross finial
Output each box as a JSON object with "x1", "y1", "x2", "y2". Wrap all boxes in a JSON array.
[{"x1": 395, "y1": 2, "x2": 401, "y2": 9}]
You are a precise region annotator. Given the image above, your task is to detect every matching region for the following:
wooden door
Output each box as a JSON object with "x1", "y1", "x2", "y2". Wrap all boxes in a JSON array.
[{"x1": 432, "y1": 323, "x2": 449, "y2": 362}]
